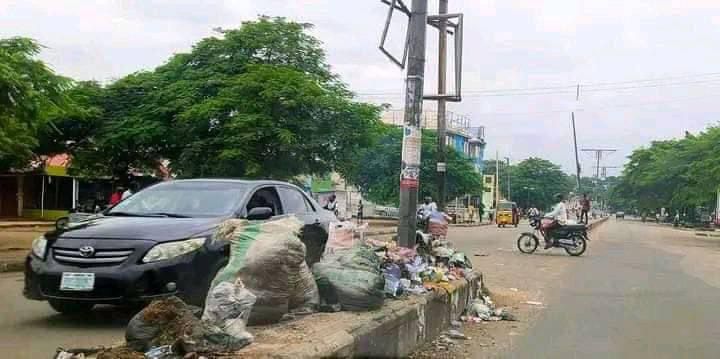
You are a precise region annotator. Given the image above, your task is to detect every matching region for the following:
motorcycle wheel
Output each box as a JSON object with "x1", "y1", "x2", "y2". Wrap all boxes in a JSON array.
[
  {"x1": 517, "y1": 233, "x2": 539, "y2": 254},
  {"x1": 564, "y1": 235, "x2": 587, "y2": 256}
]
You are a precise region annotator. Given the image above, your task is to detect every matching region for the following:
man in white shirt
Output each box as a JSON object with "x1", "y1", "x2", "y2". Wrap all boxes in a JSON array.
[
  {"x1": 121, "y1": 186, "x2": 133, "y2": 200},
  {"x1": 419, "y1": 196, "x2": 437, "y2": 219},
  {"x1": 544, "y1": 193, "x2": 568, "y2": 248},
  {"x1": 546, "y1": 193, "x2": 568, "y2": 224}
]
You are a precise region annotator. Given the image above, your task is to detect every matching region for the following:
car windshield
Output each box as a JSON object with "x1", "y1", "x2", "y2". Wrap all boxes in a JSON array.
[
  {"x1": 498, "y1": 203, "x2": 514, "y2": 211},
  {"x1": 107, "y1": 181, "x2": 248, "y2": 218}
]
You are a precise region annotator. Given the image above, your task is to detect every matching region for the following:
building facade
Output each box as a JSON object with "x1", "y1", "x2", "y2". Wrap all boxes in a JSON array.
[{"x1": 380, "y1": 108, "x2": 486, "y2": 173}]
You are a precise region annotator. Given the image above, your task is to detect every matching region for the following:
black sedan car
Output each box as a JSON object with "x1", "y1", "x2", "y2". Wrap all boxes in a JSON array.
[{"x1": 24, "y1": 179, "x2": 336, "y2": 314}]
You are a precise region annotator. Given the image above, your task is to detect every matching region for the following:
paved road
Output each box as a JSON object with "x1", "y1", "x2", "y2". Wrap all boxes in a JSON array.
[
  {"x1": 509, "y1": 221, "x2": 720, "y2": 358},
  {"x1": 0, "y1": 272, "x2": 128, "y2": 358}
]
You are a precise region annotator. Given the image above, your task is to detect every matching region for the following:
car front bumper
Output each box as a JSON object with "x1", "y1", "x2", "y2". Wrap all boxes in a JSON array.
[{"x1": 24, "y1": 251, "x2": 211, "y2": 305}]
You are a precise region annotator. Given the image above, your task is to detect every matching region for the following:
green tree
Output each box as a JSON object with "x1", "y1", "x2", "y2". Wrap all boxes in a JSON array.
[
  {"x1": 73, "y1": 17, "x2": 379, "y2": 179},
  {"x1": 347, "y1": 125, "x2": 483, "y2": 206},
  {"x1": 0, "y1": 37, "x2": 70, "y2": 170},
  {"x1": 37, "y1": 81, "x2": 104, "y2": 155},
  {"x1": 506, "y1": 158, "x2": 572, "y2": 210},
  {"x1": 609, "y1": 126, "x2": 720, "y2": 214}
]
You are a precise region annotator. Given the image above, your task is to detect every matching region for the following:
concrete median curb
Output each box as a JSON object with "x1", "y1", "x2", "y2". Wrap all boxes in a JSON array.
[
  {"x1": 232, "y1": 274, "x2": 482, "y2": 358},
  {"x1": 587, "y1": 217, "x2": 609, "y2": 232},
  {"x1": 0, "y1": 260, "x2": 24, "y2": 273}
]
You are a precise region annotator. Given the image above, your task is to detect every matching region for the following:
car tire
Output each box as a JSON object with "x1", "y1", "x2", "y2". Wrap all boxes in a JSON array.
[{"x1": 48, "y1": 299, "x2": 94, "y2": 315}]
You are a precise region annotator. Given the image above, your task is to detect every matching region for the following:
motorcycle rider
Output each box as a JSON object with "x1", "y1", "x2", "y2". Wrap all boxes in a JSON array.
[
  {"x1": 544, "y1": 193, "x2": 569, "y2": 248},
  {"x1": 419, "y1": 196, "x2": 437, "y2": 219}
]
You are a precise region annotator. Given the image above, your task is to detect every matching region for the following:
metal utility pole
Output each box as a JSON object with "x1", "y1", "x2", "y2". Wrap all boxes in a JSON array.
[
  {"x1": 504, "y1": 157, "x2": 511, "y2": 200},
  {"x1": 571, "y1": 84, "x2": 581, "y2": 192},
  {"x1": 436, "y1": 0, "x2": 448, "y2": 211},
  {"x1": 397, "y1": 0, "x2": 428, "y2": 248},
  {"x1": 495, "y1": 150, "x2": 500, "y2": 205},
  {"x1": 581, "y1": 149, "x2": 617, "y2": 178}
]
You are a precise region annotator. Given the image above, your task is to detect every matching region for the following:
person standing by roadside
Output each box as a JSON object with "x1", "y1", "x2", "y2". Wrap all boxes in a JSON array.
[
  {"x1": 580, "y1": 193, "x2": 591, "y2": 224},
  {"x1": 121, "y1": 183, "x2": 135, "y2": 200},
  {"x1": 109, "y1": 186, "x2": 124, "y2": 205},
  {"x1": 324, "y1": 194, "x2": 338, "y2": 216},
  {"x1": 357, "y1": 199, "x2": 364, "y2": 224}
]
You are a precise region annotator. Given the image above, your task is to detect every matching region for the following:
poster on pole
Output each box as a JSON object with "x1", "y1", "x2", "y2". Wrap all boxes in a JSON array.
[{"x1": 400, "y1": 125, "x2": 421, "y2": 189}]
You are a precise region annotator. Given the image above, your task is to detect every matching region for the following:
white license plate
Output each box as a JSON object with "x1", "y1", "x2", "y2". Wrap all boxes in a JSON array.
[{"x1": 60, "y1": 272, "x2": 95, "y2": 291}]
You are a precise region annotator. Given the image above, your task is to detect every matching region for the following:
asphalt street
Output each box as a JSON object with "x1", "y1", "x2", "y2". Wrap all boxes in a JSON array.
[
  {"x1": 509, "y1": 221, "x2": 720, "y2": 358},
  {"x1": 0, "y1": 272, "x2": 128, "y2": 358},
  {"x1": 3, "y1": 220, "x2": 720, "y2": 358}
]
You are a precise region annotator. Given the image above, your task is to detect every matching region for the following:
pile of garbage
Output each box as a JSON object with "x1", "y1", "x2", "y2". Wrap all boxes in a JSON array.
[
  {"x1": 212, "y1": 216, "x2": 320, "y2": 325},
  {"x1": 55, "y1": 215, "x2": 477, "y2": 358},
  {"x1": 462, "y1": 294, "x2": 516, "y2": 323},
  {"x1": 365, "y1": 235, "x2": 473, "y2": 298}
]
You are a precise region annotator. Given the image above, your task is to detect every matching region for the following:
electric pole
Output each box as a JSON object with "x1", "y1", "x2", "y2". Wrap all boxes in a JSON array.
[
  {"x1": 504, "y1": 157, "x2": 511, "y2": 201},
  {"x1": 436, "y1": 0, "x2": 448, "y2": 211},
  {"x1": 581, "y1": 149, "x2": 617, "y2": 178},
  {"x1": 571, "y1": 84, "x2": 581, "y2": 192},
  {"x1": 397, "y1": 0, "x2": 428, "y2": 248}
]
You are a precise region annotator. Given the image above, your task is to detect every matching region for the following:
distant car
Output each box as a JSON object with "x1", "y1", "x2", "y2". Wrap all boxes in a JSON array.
[
  {"x1": 24, "y1": 179, "x2": 336, "y2": 315},
  {"x1": 616, "y1": 211, "x2": 625, "y2": 219},
  {"x1": 375, "y1": 205, "x2": 399, "y2": 218}
]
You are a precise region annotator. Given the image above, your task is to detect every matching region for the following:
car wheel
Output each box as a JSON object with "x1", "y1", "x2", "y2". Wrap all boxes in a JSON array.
[{"x1": 48, "y1": 299, "x2": 94, "y2": 315}]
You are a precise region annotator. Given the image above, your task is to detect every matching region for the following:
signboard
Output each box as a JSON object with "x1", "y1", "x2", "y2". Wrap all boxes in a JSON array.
[
  {"x1": 400, "y1": 125, "x2": 421, "y2": 189},
  {"x1": 401, "y1": 126, "x2": 421, "y2": 166}
]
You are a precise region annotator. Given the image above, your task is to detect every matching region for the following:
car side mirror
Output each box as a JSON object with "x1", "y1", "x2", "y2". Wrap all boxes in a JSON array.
[{"x1": 247, "y1": 207, "x2": 273, "y2": 220}]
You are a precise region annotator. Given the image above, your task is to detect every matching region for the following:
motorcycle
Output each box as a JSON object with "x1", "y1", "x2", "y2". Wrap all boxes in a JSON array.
[
  {"x1": 517, "y1": 215, "x2": 589, "y2": 256},
  {"x1": 415, "y1": 209, "x2": 449, "y2": 256}
]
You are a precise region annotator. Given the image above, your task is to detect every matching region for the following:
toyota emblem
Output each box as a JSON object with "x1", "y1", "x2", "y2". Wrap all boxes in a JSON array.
[{"x1": 79, "y1": 246, "x2": 95, "y2": 258}]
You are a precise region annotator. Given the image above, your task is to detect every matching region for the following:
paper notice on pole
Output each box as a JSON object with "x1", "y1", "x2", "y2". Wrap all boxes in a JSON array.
[{"x1": 401, "y1": 126, "x2": 421, "y2": 166}]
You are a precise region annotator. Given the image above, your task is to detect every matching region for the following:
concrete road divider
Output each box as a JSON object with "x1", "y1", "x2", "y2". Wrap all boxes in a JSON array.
[{"x1": 230, "y1": 273, "x2": 482, "y2": 358}]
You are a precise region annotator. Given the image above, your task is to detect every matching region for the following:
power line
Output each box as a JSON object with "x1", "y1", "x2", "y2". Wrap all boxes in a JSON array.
[{"x1": 355, "y1": 71, "x2": 720, "y2": 97}]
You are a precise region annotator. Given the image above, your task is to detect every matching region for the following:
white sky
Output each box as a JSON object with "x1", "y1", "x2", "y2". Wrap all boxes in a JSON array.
[{"x1": 2, "y1": 0, "x2": 720, "y2": 174}]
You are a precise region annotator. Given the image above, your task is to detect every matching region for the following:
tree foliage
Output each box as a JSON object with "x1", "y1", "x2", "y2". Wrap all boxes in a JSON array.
[
  {"x1": 346, "y1": 125, "x2": 483, "y2": 206},
  {"x1": 609, "y1": 126, "x2": 720, "y2": 212},
  {"x1": 70, "y1": 16, "x2": 379, "y2": 179},
  {"x1": 507, "y1": 158, "x2": 572, "y2": 210},
  {"x1": 0, "y1": 37, "x2": 70, "y2": 169}
]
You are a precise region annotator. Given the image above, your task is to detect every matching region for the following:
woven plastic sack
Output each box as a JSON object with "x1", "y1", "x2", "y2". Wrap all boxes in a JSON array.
[
  {"x1": 211, "y1": 216, "x2": 319, "y2": 325},
  {"x1": 313, "y1": 245, "x2": 385, "y2": 311},
  {"x1": 202, "y1": 279, "x2": 256, "y2": 342}
]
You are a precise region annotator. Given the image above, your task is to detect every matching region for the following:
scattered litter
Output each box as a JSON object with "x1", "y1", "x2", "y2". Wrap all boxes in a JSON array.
[
  {"x1": 144, "y1": 345, "x2": 176, "y2": 359},
  {"x1": 126, "y1": 297, "x2": 251, "y2": 354},
  {"x1": 474, "y1": 252, "x2": 489, "y2": 257},
  {"x1": 96, "y1": 347, "x2": 145, "y2": 359},
  {"x1": 445, "y1": 329, "x2": 469, "y2": 340},
  {"x1": 495, "y1": 308, "x2": 517, "y2": 321},
  {"x1": 525, "y1": 301, "x2": 543, "y2": 306},
  {"x1": 509, "y1": 287, "x2": 519, "y2": 292},
  {"x1": 469, "y1": 299, "x2": 492, "y2": 320}
]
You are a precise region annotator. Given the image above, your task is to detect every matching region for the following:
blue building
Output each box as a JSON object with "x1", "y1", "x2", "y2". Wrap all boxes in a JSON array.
[{"x1": 381, "y1": 109, "x2": 486, "y2": 173}]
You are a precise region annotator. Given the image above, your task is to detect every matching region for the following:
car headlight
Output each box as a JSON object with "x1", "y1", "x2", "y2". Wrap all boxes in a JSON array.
[
  {"x1": 32, "y1": 236, "x2": 48, "y2": 259},
  {"x1": 142, "y1": 237, "x2": 206, "y2": 263}
]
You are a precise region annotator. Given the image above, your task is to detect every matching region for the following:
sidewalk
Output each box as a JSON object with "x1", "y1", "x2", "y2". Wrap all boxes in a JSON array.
[{"x1": 0, "y1": 226, "x2": 50, "y2": 273}]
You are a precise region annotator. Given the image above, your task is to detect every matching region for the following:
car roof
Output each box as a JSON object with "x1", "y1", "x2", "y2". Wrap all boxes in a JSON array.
[{"x1": 166, "y1": 178, "x2": 293, "y2": 186}]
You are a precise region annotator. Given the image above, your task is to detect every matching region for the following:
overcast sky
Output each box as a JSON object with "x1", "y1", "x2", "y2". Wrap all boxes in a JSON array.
[{"x1": 3, "y1": 0, "x2": 720, "y2": 174}]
